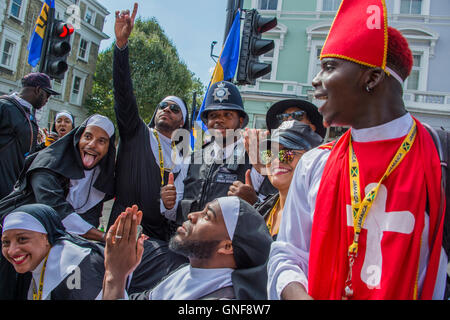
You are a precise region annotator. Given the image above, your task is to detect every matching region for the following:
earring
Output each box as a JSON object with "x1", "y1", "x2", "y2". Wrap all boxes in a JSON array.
[{"x1": 366, "y1": 86, "x2": 371, "y2": 93}]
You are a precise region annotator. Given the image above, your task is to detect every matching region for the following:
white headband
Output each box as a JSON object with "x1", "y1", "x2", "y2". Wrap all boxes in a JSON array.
[
  {"x1": 162, "y1": 96, "x2": 187, "y2": 123},
  {"x1": 217, "y1": 196, "x2": 240, "y2": 240},
  {"x1": 86, "y1": 114, "x2": 115, "y2": 138},
  {"x1": 385, "y1": 67, "x2": 404, "y2": 86},
  {"x1": 55, "y1": 112, "x2": 74, "y2": 124},
  {"x1": 2, "y1": 212, "x2": 47, "y2": 234}
]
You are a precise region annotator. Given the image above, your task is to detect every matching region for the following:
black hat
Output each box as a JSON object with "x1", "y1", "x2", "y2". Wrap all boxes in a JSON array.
[
  {"x1": 262, "y1": 120, "x2": 323, "y2": 151},
  {"x1": 21, "y1": 72, "x2": 59, "y2": 95},
  {"x1": 266, "y1": 99, "x2": 325, "y2": 138},
  {"x1": 200, "y1": 81, "x2": 248, "y2": 128}
]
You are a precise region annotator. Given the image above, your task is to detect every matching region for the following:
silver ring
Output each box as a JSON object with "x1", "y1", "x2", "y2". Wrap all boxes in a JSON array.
[{"x1": 115, "y1": 235, "x2": 123, "y2": 239}]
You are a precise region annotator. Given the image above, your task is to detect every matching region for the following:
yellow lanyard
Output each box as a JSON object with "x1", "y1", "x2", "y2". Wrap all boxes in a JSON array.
[
  {"x1": 153, "y1": 130, "x2": 176, "y2": 186},
  {"x1": 266, "y1": 197, "x2": 280, "y2": 236},
  {"x1": 344, "y1": 119, "x2": 417, "y2": 297},
  {"x1": 32, "y1": 253, "x2": 49, "y2": 300}
]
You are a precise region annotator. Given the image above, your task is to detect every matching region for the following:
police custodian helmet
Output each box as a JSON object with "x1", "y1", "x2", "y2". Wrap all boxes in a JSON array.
[{"x1": 200, "y1": 81, "x2": 249, "y2": 128}]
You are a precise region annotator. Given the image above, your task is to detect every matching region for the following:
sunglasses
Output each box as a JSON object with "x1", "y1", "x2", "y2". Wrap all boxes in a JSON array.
[
  {"x1": 261, "y1": 149, "x2": 304, "y2": 165},
  {"x1": 158, "y1": 101, "x2": 181, "y2": 114},
  {"x1": 276, "y1": 110, "x2": 305, "y2": 122}
]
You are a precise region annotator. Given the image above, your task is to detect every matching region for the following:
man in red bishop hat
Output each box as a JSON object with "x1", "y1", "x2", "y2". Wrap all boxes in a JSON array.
[{"x1": 267, "y1": 0, "x2": 448, "y2": 300}]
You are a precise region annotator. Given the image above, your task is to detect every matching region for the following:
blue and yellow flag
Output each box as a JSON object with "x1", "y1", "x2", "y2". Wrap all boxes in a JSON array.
[
  {"x1": 27, "y1": 0, "x2": 54, "y2": 67},
  {"x1": 191, "y1": 10, "x2": 241, "y2": 148}
]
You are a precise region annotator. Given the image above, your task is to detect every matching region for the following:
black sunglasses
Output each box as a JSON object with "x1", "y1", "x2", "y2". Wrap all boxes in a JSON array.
[
  {"x1": 158, "y1": 101, "x2": 181, "y2": 114},
  {"x1": 276, "y1": 110, "x2": 305, "y2": 122}
]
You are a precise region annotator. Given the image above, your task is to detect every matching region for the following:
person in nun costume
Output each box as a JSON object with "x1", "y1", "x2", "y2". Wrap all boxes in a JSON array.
[
  {"x1": 102, "y1": 196, "x2": 273, "y2": 300},
  {"x1": 1, "y1": 204, "x2": 107, "y2": 300},
  {"x1": 108, "y1": 3, "x2": 191, "y2": 241},
  {"x1": 0, "y1": 114, "x2": 116, "y2": 242}
]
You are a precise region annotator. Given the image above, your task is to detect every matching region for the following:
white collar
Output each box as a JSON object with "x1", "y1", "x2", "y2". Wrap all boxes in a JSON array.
[
  {"x1": 150, "y1": 265, "x2": 234, "y2": 300},
  {"x1": 29, "y1": 240, "x2": 91, "y2": 300},
  {"x1": 351, "y1": 113, "x2": 413, "y2": 142},
  {"x1": 212, "y1": 137, "x2": 244, "y2": 160}
]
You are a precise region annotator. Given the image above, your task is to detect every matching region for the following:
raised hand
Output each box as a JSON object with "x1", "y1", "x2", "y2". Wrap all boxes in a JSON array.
[
  {"x1": 114, "y1": 2, "x2": 138, "y2": 49},
  {"x1": 161, "y1": 172, "x2": 177, "y2": 210},
  {"x1": 228, "y1": 169, "x2": 258, "y2": 205},
  {"x1": 243, "y1": 128, "x2": 269, "y2": 175}
]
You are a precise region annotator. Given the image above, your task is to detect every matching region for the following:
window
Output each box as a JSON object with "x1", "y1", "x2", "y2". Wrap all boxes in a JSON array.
[
  {"x1": 78, "y1": 38, "x2": 89, "y2": 61},
  {"x1": 51, "y1": 78, "x2": 64, "y2": 96},
  {"x1": 8, "y1": 0, "x2": 28, "y2": 22},
  {"x1": 253, "y1": 114, "x2": 267, "y2": 129},
  {"x1": 322, "y1": 0, "x2": 341, "y2": 11},
  {"x1": 313, "y1": 46, "x2": 323, "y2": 80},
  {"x1": 70, "y1": 76, "x2": 82, "y2": 105},
  {"x1": 1, "y1": 40, "x2": 14, "y2": 67},
  {"x1": 400, "y1": 0, "x2": 422, "y2": 14},
  {"x1": 0, "y1": 26, "x2": 21, "y2": 71},
  {"x1": 48, "y1": 109, "x2": 58, "y2": 131},
  {"x1": 10, "y1": 0, "x2": 22, "y2": 18},
  {"x1": 258, "y1": 0, "x2": 278, "y2": 10},
  {"x1": 85, "y1": 8, "x2": 95, "y2": 25},
  {"x1": 405, "y1": 54, "x2": 422, "y2": 90}
]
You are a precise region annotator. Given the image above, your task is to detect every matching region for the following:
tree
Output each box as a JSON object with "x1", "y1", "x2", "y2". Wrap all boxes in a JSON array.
[{"x1": 85, "y1": 18, "x2": 205, "y2": 129}]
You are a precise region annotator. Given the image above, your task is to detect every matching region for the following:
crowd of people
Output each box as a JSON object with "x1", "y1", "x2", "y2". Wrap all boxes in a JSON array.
[{"x1": 0, "y1": 0, "x2": 448, "y2": 300}]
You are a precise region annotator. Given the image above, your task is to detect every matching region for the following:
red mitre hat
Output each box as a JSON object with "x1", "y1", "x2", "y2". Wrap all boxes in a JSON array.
[{"x1": 321, "y1": 0, "x2": 388, "y2": 70}]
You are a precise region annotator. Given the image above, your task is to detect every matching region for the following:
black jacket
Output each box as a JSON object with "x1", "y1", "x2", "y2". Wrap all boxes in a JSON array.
[
  {"x1": 177, "y1": 141, "x2": 253, "y2": 224},
  {"x1": 0, "y1": 95, "x2": 38, "y2": 199},
  {"x1": 108, "y1": 45, "x2": 186, "y2": 241}
]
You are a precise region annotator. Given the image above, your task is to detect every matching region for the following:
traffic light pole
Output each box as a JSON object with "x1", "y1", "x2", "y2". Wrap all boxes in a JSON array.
[
  {"x1": 223, "y1": 0, "x2": 242, "y2": 44},
  {"x1": 38, "y1": 7, "x2": 55, "y2": 73}
]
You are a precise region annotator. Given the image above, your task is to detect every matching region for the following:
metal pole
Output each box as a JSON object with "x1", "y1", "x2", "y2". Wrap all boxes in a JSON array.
[{"x1": 223, "y1": 0, "x2": 242, "y2": 44}]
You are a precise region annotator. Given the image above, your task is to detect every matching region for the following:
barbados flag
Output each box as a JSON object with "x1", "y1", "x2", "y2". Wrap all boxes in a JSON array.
[
  {"x1": 191, "y1": 10, "x2": 241, "y2": 149},
  {"x1": 27, "y1": 0, "x2": 54, "y2": 67}
]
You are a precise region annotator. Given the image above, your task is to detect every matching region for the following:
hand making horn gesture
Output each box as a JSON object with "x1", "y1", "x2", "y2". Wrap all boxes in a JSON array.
[
  {"x1": 115, "y1": 2, "x2": 138, "y2": 49},
  {"x1": 228, "y1": 169, "x2": 258, "y2": 205},
  {"x1": 161, "y1": 172, "x2": 177, "y2": 210}
]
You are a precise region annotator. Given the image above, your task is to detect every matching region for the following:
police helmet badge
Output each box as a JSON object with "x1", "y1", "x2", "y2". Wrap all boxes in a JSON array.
[{"x1": 212, "y1": 82, "x2": 231, "y2": 103}]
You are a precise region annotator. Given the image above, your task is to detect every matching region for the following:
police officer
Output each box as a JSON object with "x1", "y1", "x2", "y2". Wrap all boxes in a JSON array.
[{"x1": 161, "y1": 81, "x2": 272, "y2": 226}]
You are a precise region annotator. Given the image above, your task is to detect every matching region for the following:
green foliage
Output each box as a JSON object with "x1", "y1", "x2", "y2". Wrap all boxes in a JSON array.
[{"x1": 85, "y1": 17, "x2": 205, "y2": 128}]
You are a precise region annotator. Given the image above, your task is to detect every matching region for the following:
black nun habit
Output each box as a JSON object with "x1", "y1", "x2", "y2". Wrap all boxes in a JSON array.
[
  {"x1": 0, "y1": 204, "x2": 106, "y2": 300},
  {"x1": 108, "y1": 45, "x2": 190, "y2": 241},
  {"x1": 129, "y1": 196, "x2": 273, "y2": 300},
  {"x1": 0, "y1": 114, "x2": 116, "y2": 233}
]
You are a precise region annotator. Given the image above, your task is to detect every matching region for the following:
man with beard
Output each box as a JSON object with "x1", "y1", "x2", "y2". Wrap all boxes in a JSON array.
[
  {"x1": 107, "y1": 3, "x2": 191, "y2": 241},
  {"x1": 0, "y1": 72, "x2": 58, "y2": 199},
  {"x1": 102, "y1": 196, "x2": 272, "y2": 300}
]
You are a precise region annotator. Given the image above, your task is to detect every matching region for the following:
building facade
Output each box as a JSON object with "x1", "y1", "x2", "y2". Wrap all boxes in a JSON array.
[
  {"x1": 241, "y1": 0, "x2": 450, "y2": 139},
  {"x1": 0, "y1": 0, "x2": 109, "y2": 129}
]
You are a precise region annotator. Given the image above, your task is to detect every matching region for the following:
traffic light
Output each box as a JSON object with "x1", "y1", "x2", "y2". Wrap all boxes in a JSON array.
[
  {"x1": 236, "y1": 9, "x2": 277, "y2": 85},
  {"x1": 41, "y1": 20, "x2": 74, "y2": 80}
]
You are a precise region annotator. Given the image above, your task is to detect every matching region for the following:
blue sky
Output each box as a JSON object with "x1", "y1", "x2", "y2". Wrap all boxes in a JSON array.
[{"x1": 97, "y1": 0, "x2": 228, "y2": 86}]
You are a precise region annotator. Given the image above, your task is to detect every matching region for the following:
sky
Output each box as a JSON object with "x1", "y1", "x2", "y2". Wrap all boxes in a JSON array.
[{"x1": 97, "y1": 0, "x2": 229, "y2": 87}]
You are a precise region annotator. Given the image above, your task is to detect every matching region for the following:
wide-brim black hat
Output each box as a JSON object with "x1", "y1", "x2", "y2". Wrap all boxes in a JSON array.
[
  {"x1": 266, "y1": 99, "x2": 326, "y2": 138},
  {"x1": 261, "y1": 120, "x2": 323, "y2": 151}
]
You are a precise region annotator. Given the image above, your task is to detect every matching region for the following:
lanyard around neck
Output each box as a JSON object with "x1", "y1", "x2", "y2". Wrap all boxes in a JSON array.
[
  {"x1": 32, "y1": 252, "x2": 50, "y2": 300},
  {"x1": 343, "y1": 119, "x2": 417, "y2": 298},
  {"x1": 153, "y1": 130, "x2": 175, "y2": 186}
]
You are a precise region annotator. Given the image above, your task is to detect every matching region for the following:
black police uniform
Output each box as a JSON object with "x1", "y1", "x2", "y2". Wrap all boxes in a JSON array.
[{"x1": 176, "y1": 81, "x2": 275, "y2": 224}]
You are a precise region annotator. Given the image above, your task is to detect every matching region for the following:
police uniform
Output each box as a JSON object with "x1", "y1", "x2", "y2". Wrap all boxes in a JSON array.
[{"x1": 176, "y1": 81, "x2": 275, "y2": 225}]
